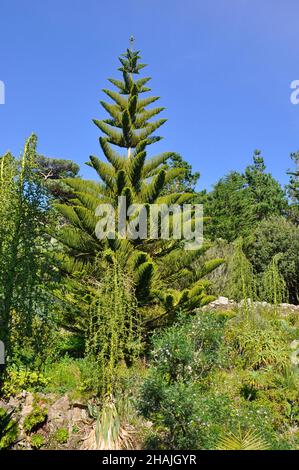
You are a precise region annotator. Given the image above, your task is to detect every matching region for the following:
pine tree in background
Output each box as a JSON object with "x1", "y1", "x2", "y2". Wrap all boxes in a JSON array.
[
  {"x1": 288, "y1": 152, "x2": 299, "y2": 200},
  {"x1": 36, "y1": 155, "x2": 80, "y2": 201},
  {"x1": 204, "y1": 151, "x2": 287, "y2": 241},
  {"x1": 244, "y1": 150, "x2": 287, "y2": 222},
  {"x1": 204, "y1": 171, "x2": 253, "y2": 242},
  {"x1": 287, "y1": 151, "x2": 299, "y2": 225},
  {"x1": 160, "y1": 154, "x2": 200, "y2": 194},
  {"x1": 53, "y1": 45, "x2": 223, "y2": 332}
]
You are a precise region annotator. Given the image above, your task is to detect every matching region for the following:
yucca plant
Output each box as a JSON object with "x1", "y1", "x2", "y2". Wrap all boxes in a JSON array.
[{"x1": 84, "y1": 396, "x2": 135, "y2": 450}]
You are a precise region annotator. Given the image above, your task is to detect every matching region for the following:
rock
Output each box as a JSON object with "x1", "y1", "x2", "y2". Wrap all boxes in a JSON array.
[
  {"x1": 7, "y1": 396, "x2": 22, "y2": 409},
  {"x1": 201, "y1": 297, "x2": 299, "y2": 315},
  {"x1": 239, "y1": 298, "x2": 253, "y2": 307},
  {"x1": 47, "y1": 395, "x2": 70, "y2": 425},
  {"x1": 290, "y1": 340, "x2": 299, "y2": 350},
  {"x1": 216, "y1": 296, "x2": 229, "y2": 305},
  {"x1": 68, "y1": 406, "x2": 88, "y2": 426}
]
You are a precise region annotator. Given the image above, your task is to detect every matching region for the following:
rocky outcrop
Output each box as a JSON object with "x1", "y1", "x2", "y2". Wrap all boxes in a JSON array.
[{"x1": 0, "y1": 392, "x2": 92, "y2": 450}]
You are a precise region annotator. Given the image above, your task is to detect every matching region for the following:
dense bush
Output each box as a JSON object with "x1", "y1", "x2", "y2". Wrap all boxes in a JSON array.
[
  {"x1": 1, "y1": 45, "x2": 299, "y2": 452},
  {"x1": 225, "y1": 316, "x2": 292, "y2": 370},
  {"x1": 245, "y1": 217, "x2": 299, "y2": 303},
  {"x1": 2, "y1": 366, "x2": 49, "y2": 398},
  {"x1": 23, "y1": 406, "x2": 48, "y2": 434},
  {"x1": 44, "y1": 356, "x2": 100, "y2": 397},
  {"x1": 138, "y1": 310, "x2": 299, "y2": 450}
]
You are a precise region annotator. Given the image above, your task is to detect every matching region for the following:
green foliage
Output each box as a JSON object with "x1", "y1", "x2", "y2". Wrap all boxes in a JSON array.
[
  {"x1": 261, "y1": 254, "x2": 288, "y2": 310},
  {"x1": 23, "y1": 406, "x2": 48, "y2": 434},
  {"x1": 87, "y1": 394, "x2": 136, "y2": 450},
  {"x1": 206, "y1": 235, "x2": 294, "y2": 308},
  {"x1": 244, "y1": 150, "x2": 287, "y2": 221},
  {"x1": 86, "y1": 257, "x2": 141, "y2": 395},
  {"x1": 53, "y1": 427, "x2": 69, "y2": 444},
  {"x1": 44, "y1": 357, "x2": 99, "y2": 397},
  {"x1": 204, "y1": 151, "x2": 287, "y2": 241},
  {"x1": 139, "y1": 309, "x2": 299, "y2": 449},
  {"x1": 287, "y1": 152, "x2": 299, "y2": 203},
  {"x1": 36, "y1": 154, "x2": 80, "y2": 201},
  {"x1": 245, "y1": 217, "x2": 299, "y2": 303},
  {"x1": 204, "y1": 172, "x2": 253, "y2": 241},
  {"x1": 0, "y1": 135, "x2": 57, "y2": 363},
  {"x1": 138, "y1": 312, "x2": 228, "y2": 449},
  {"x1": 287, "y1": 152, "x2": 299, "y2": 224},
  {"x1": 225, "y1": 239, "x2": 256, "y2": 310},
  {"x1": 30, "y1": 433, "x2": 46, "y2": 449},
  {"x1": 2, "y1": 366, "x2": 49, "y2": 398},
  {"x1": 217, "y1": 427, "x2": 269, "y2": 450},
  {"x1": 160, "y1": 154, "x2": 200, "y2": 194},
  {"x1": 225, "y1": 316, "x2": 290, "y2": 370},
  {"x1": 0, "y1": 408, "x2": 18, "y2": 450},
  {"x1": 52, "y1": 47, "x2": 222, "y2": 335},
  {"x1": 1, "y1": 45, "x2": 299, "y2": 452}
]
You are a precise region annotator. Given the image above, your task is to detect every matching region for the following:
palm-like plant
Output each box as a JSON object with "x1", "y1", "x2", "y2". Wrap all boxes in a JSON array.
[
  {"x1": 84, "y1": 396, "x2": 135, "y2": 450},
  {"x1": 217, "y1": 428, "x2": 269, "y2": 450}
]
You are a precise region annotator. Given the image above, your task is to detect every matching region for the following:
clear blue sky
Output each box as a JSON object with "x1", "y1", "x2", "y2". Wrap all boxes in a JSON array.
[{"x1": 1, "y1": 0, "x2": 299, "y2": 190}]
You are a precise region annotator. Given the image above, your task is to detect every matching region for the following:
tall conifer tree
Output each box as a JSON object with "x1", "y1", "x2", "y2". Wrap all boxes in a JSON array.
[{"x1": 54, "y1": 45, "x2": 223, "y2": 329}]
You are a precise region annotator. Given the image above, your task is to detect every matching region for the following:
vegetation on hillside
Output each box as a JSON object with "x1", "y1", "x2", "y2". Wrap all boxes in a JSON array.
[{"x1": 0, "y1": 47, "x2": 298, "y2": 450}]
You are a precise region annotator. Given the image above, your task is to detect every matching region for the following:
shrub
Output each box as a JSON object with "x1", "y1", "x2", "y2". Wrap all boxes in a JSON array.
[
  {"x1": 44, "y1": 357, "x2": 81, "y2": 394},
  {"x1": 149, "y1": 312, "x2": 228, "y2": 381},
  {"x1": 44, "y1": 356, "x2": 99, "y2": 397},
  {"x1": 1, "y1": 366, "x2": 49, "y2": 398},
  {"x1": 23, "y1": 406, "x2": 48, "y2": 434},
  {"x1": 138, "y1": 312, "x2": 229, "y2": 449},
  {"x1": 139, "y1": 310, "x2": 299, "y2": 449},
  {"x1": 225, "y1": 316, "x2": 291, "y2": 370},
  {"x1": 245, "y1": 217, "x2": 299, "y2": 303},
  {"x1": 139, "y1": 378, "x2": 202, "y2": 449}
]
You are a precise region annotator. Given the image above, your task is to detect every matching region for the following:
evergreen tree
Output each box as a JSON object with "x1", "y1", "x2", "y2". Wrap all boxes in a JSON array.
[
  {"x1": 36, "y1": 155, "x2": 80, "y2": 201},
  {"x1": 244, "y1": 150, "x2": 287, "y2": 222},
  {"x1": 287, "y1": 151, "x2": 299, "y2": 225},
  {"x1": 287, "y1": 151, "x2": 299, "y2": 201},
  {"x1": 204, "y1": 171, "x2": 252, "y2": 241},
  {"x1": 53, "y1": 46, "x2": 223, "y2": 332},
  {"x1": 204, "y1": 151, "x2": 287, "y2": 241},
  {"x1": 161, "y1": 154, "x2": 200, "y2": 194}
]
